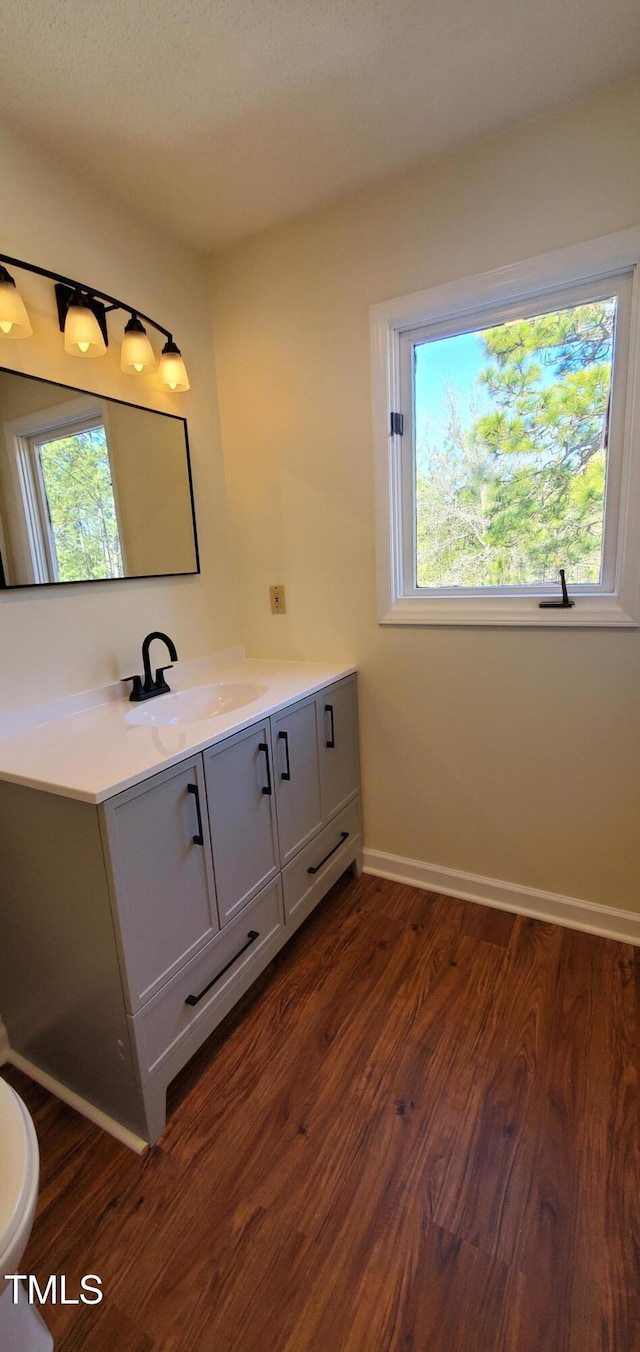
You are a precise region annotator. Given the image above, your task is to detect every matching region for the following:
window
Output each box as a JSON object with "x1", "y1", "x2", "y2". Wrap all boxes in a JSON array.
[
  {"x1": 25, "y1": 416, "x2": 123, "y2": 583},
  {"x1": 371, "y1": 229, "x2": 640, "y2": 626},
  {"x1": 1, "y1": 395, "x2": 125, "y2": 585}
]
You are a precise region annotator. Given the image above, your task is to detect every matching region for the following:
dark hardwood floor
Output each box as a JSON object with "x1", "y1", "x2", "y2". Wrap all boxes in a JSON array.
[{"x1": 4, "y1": 873, "x2": 639, "y2": 1351}]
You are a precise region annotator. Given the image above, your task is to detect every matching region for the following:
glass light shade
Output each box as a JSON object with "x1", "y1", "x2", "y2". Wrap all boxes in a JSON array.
[
  {"x1": 158, "y1": 340, "x2": 190, "y2": 392},
  {"x1": 64, "y1": 301, "x2": 106, "y2": 357},
  {"x1": 0, "y1": 277, "x2": 33, "y2": 338},
  {"x1": 121, "y1": 316, "x2": 156, "y2": 374}
]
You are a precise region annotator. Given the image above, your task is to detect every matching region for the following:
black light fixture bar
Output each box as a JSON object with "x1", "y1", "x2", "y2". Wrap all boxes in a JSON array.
[{"x1": 0, "y1": 252, "x2": 174, "y2": 342}]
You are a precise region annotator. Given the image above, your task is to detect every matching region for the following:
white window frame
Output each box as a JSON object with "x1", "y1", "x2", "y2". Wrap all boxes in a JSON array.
[
  {"x1": 370, "y1": 227, "x2": 640, "y2": 626},
  {"x1": 27, "y1": 412, "x2": 110, "y2": 582},
  {"x1": 2, "y1": 395, "x2": 126, "y2": 584}
]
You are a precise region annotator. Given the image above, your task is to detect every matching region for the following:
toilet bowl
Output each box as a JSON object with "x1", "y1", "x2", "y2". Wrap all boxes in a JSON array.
[{"x1": 0, "y1": 1076, "x2": 53, "y2": 1351}]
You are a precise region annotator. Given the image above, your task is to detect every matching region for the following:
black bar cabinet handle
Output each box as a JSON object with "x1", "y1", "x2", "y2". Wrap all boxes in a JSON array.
[
  {"x1": 259, "y1": 742, "x2": 272, "y2": 795},
  {"x1": 278, "y1": 729, "x2": 291, "y2": 781},
  {"x1": 307, "y1": 831, "x2": 349, "y2": 875},
  {"x1": 187, "y1": 783, "x2": 204, "y2": 845},
  {"x1": 325, "y1": 704, "x2": 335, "y2": 749},
  {"x1": 185, "y1": 931, "x2": 260, "y2": 1007}
]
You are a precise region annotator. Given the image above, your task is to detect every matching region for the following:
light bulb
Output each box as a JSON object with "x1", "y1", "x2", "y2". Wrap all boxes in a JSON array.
[
  {"x1": 121, "y1": 314, "x2": 156, "y2": 374},
  {"x1": 64, "y1": 294, "x2": 106, "y2": 358},
  {"x1": 158, "y1": 338, "x2": 189, "y2": 392},
  {"x1": 0, "y1": 268, "x2": 33, "y2": 339}
]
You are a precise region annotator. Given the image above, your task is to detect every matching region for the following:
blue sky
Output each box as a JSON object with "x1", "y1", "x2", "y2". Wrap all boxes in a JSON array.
[
  {"x1": 415, "y1": 330, "x2": 489, "y2": 447},
  {"x1": 414, "y1": 297, "x2": 617, "y2": 461}
]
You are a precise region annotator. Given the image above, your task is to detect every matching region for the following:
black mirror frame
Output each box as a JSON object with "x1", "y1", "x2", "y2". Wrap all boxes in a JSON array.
[{"x1": 0, "y1": 363, "x2": 200, "y2": 590}]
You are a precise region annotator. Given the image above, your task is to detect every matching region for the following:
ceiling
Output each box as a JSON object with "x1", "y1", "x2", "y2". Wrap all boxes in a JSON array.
[{"x1": 1, "y1": 0, "x2": 639, "y2": 252}]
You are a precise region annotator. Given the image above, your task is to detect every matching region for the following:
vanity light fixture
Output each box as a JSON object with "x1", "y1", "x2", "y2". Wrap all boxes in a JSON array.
[
  {"x1": 121, "y1": 314, "x2": 156, "y2": 374},
  {"x1": 158, "y1": 339, "x2": 190, "y2": 392},
  {"x1": 63, "y1": 290, "x2": 107, "y2": 358},
  {"x1": 0, "y1": 252, "x2": 189, "y2": 391},
  {"x1": 0, "y1": 265, "x2": 33, "y2": 338}
]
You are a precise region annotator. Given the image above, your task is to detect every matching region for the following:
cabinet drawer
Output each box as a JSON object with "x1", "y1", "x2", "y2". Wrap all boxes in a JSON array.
[
  {"x1": 130, "y1": 877, "x2": 284, "y2": 1081},
  {"x1": 282, "y1": 796, "x2": 361, "y2": 932}
]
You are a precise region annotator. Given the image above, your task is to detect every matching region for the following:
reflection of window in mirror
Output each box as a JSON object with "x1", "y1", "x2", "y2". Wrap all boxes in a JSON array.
[
  {"x1": 1, "y1": 392, "x2": 125, "y2": 585},
  {"x1": 25, "y1": 412, "x2": 124, "y2": 583}
]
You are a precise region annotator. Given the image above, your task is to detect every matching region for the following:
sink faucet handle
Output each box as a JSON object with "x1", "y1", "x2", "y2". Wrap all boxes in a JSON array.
[
  {"x1": 121, "y1": 674, "x2": 144, "y2": 702},
  {"x1": 154, "y1": 664, "x2": 174, "y2": 693}
]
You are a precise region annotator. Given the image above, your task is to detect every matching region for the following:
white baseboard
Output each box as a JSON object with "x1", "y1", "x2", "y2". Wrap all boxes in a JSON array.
[
  {"x1": 363, "y1": 848, "x2": 640, "y2": 947},
  {"x1": 3, "y1": 1052, "x2": 147, "y2": 1153}
]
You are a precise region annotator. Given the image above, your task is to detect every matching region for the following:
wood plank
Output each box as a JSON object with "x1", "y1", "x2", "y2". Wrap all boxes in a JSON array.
[
  {"x1": 428, "y1": 916, "x2": 565, "y2": 1266},
  {"x1": 6, "y1": 873, "x2": 638, "y2": 1351},
  {"x1": 516, "y1": 928, "x2": 640, "y2": 1352},
  {"x1": 316, "y1": 1217, "x2": 525, "y2": 1352},
  {"x1": 461, "y1": 897, "x2": 518, "y2": 947}
]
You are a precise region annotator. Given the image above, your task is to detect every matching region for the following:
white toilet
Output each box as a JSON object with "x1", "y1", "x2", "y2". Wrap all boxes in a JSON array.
[{"x1": 0, "y1": 1076, "x2": 53, "y2": 1351}]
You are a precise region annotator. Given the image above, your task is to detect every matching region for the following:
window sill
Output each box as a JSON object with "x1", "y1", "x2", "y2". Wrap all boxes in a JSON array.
[{"x1": 380, "y1": 594, "x2": 639, "y2": 627}]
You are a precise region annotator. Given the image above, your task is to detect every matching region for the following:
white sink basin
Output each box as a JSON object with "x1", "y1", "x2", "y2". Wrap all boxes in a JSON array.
[{"x1": 124, "y1": 682, "x2": 267, "y2": 727}]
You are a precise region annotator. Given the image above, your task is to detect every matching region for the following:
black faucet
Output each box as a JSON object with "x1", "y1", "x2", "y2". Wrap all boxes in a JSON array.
[{"x1": 122, "y1": 632, "x2": 179, "y2": 702}]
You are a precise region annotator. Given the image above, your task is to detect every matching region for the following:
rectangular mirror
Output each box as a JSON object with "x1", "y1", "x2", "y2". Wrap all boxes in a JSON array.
[{"x1": 0, "y1": 366, "x2": 199, "y2": 588}]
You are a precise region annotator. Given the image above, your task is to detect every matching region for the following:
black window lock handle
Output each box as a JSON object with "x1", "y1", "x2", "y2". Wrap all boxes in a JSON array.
[
  {"x1": 187, "y1": 782, "x2": 204, "y2": 845},
  {"x1": 539, "y1": 567, "x2": 575, "y2": 609},
  {"x1": 325, "y1": 704, "x2": 335, "y2": 749}
]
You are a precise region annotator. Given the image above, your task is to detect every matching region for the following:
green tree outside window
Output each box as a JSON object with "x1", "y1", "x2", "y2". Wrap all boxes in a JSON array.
[
  {"x1": 36, "y1": 424, "x2": 123, "y2": 582},
  {"x1": 415, "y1": 297, "x2": 615, "y2": 588}
]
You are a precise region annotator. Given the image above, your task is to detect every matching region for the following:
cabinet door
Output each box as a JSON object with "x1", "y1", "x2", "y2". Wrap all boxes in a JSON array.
[
  {"x1": 203, "y1": 722, "x2": 278, "y2": 926},
  {"x1": 272, "y1": 697, "x2": 323, "y2": 865},
  {"x1": 101, "y1": 757, "x2": 218, "y2": 1012},
  {"x1": 319, "y1": 676, "x2": 360, "y2": 821}
]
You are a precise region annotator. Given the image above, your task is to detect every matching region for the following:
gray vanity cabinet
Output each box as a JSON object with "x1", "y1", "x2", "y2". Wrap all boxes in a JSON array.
[
  {"x1": 0, "y1": 673, "x2": 362, "y2": 1148},
  {"x1": 202, "y1": 721, "x2": 279, "y2": 927},
  {"x1": 100, "y1": 756, "x2": 218, "y2": 1013},
  {"x1": 271, "y1": 696, "x2": 324, "y2": 864},
  {"x1": 318, "y1": 677, "x2": 360, "y2": 821}
]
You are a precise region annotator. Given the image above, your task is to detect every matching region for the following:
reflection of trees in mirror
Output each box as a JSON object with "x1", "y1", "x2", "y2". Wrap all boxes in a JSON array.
[
  {"x1": 415, "y1": 298, "x2": 615, "y2": 588},
  {"x1": 36, "y1": 425, "x2": 123, "y2": 582}
]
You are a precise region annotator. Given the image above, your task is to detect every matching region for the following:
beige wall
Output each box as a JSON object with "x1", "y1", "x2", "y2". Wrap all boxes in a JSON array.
[
  {"x1": 210, "y1": 78, "x2": 640, "y2": 911},
  {"x1": 0, "y1": 371, "x2": 77, "y2": 420},
  {"x1": 0, "y1": 119, "x2": 239, "y2": 710},
  {"x1": 105, "y1": 402, "x2": 196, "y2": 577}
]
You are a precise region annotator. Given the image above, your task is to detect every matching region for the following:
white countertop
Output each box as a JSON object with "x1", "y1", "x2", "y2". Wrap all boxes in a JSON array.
[{"x1": 0, "y1": 654, "x2": 356, "y2": 804}]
